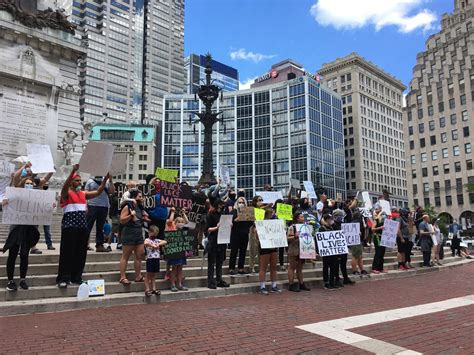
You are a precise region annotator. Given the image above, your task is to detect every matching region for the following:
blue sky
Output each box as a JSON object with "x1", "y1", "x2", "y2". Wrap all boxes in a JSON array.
[{"x1": 185, "y1": 0, "x2": 454, "y2": 90}]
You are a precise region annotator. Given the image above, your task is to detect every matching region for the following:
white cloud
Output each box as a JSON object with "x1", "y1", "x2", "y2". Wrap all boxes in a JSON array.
[
  {"x1": 310, "y1": 0, "x2": 437, "y2": 33},
  {"x1": 239, "y1": 77, "x2": 257, "y2": 90},
  {"x1": 230, "y1": 48, "x2": 276, "y2": 63}
]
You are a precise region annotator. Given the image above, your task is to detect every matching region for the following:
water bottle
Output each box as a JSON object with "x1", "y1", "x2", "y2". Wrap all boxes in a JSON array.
[{"x1": 77, "y1": 282, "x2": 89, "y2": 301}]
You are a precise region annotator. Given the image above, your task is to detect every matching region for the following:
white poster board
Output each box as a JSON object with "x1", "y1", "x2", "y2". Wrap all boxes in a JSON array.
[
  {"x1": 255, "y1": 219, "x2": 288, "y2": 248},
  {"x1": 296, "y1": 224, "x2": 316, "y2": 259},
  {"x1": 255, "y1": 191, "x2": 283, "y2": 204},
  {"x1": 380, "y1": 200, "x2": 392, "y2": 216},
  {"x1": 110, "y1": 152, "x2": 127, "y2": 176},
  {"x1": 342, "y1": 223, "x2": 361, "y2": 246},
  {"x1": 315, "y1": 230, "x2": 348, "y2": 256},
  {"x1": 2, "y1": 187, "x2": 56, "y2": 225},
  {"x1": 217, "y1": 214, "x2": 233, "y2": 244},
  {"x1": 88, "y1": 279, "x2": 105, "y2": 297},
  {"x1": 362, "y1": 191, "x2": 372, "y2": 210},
  {"x1": 27, "y1": 144, "x2": 56, "y2": 174},
  {"x1": 380, "y1": 219, "x2": 399, "y2": 248},
  {"x1": 303, "y1": 181, "x2": 317, "y2": 199},
  {"x1": 0, "y1": 160, "x2": 14, "y2": 200},
  {"x1": 78, "y1": 142, "x2": 114, "y2": 176},
  {"x1": 219, "y1": 165, "x2": 231, "y2": 185}
]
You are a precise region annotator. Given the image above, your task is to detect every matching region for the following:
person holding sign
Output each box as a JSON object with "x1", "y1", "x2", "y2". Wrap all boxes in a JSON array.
[
  {"x1": 319, "y1": 214, "x2": 340, "y2": 290},
  {"x1": 248, "y1": 196, "x2": 264, "y2": 274},
  {"x1": 206, "y1": 199, "x2": 229, "y2": 289},
  {"x1": 56, "y1": 165, "x2": 110, "y2": 289},
  {"x1": 286, "y1": 212, "x2": 310, "y2": 292},
  {"x1": 371, "y1": 208, "x2": 387, "y2": 274},
  {"x1": 144, "y1": 225, "x2": 167, "y2": 297},
  {"x1": 228, "y1": 197, "x2": 253, "y2": 276}
]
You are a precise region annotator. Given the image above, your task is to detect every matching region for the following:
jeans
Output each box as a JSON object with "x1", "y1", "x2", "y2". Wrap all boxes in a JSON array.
[
  {"x1": 404, "y1": 239, "x2": 413, "y2": 263},
  {"x1": 56, "y1": 227, "x2": 89, "y2": 283},
  {"x1": 86, "y1": 206, "x2": 109, "y2": 246},
  {"x1": 323, "y1": 255, "x2": 339, "y2": 286},
  {"x1": 422, "y1": 251, "x2": 431, "y2": 266},
  {"x1": 6, "y1": 244, "x2": 30, "y2": 280},
  {"x1": 372, "y1": 245, "x2": 386, "y2": 271},
  {"x1": 207, "y1": 236, "x2": 226, "y2": 287},
  {"x1": 229, "y1": 230, "x2": 249, "y2": 270},
  {"x1": 43, "y1": 225, "x2": 52, "y2": 247}
]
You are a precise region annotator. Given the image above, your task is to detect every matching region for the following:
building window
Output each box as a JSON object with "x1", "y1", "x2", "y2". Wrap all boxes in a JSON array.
[
  {"x1": 439, "y1": 117, "x2": 446, "y2": 127},
  {"x1": 139, "y1": 154, "x2": 147, "y2": 161},
  {"x1": 450, "y1": 114, "x2": 457, "y2": 124},
  {"x1": 460, "y1": 94, "x2": 466, "y2": 105},
  {"x1": 438, "y1": 101, "x2": 444, "y2": 112},
  {"x1": 457, "y1": 194, "x2": 464, "y2": 205},
  {"x1": 449, "y1": 98, "x2": 455, "y2": 109},
  {"x1": 408, "y1": 111, "x2": 412, "y2": 121},
  {"x1": 464, "y1": 127, "x2": 470, "y2": 137},
  {"x1": 442, "y1": 148, "x2": 448, "y2": 158},
  {"x1": 412, "y1": 169, "x2": 417, "y2": 178},
  {"x1": 455, "y1": 161, "x2": 461, "y2": 172},
  {"x1": 422, "y1": 167, "x2": 428, "y2": 177},
  {"x1": 462, "y1": 110, "x2": 468, "y2": 121},
  {"x1": 414, "y1": 199, "x2": 419, "y2": 207},
  {"x1": 420, "y1": 138, "x2": 426, "y2": 148},
  {"x1": 418, "y1": 108, "x2": 423, "y2": 119},
  {"x1": 467, "y1": 159, "x2": 473, "y2": 170},
  {"x1": 428, "y1": 105, "x2": 434, "y2": 116},
  {"x1": 465, "y1": 143, "x2": 472, "y2": 154},
  {"x1": 446, "y1": 195, "x2": 452, "y2": 206},
  {"x1": 431, "y1": 150, "x2": 437, "y2": 161},
  {"x1": 430, "y1": 135, "x2": 436, "y2": 145},
  {"x1": 434, "y1": 196, "x2": 441, "y2": 207},
  {"x1": 423, "y1": 183, "x2": 429, "y2": 192},
  {"x1": 411, "y1": 155, "x2": 416, "y2": 164},
  {"x1": 444, "y1": 164, "x2": 450, "y2": 174},
  {"x1": 452, "y1": 129, "x2": 458, "y2": 140},
  {"x1": 408, "y1": 126, "x2": 414, "y2": 135},
  {"x1": 424, "y1": 198, "x2": 430, "y2": 206},
  {"x1": 418, "y1": 123, "x2": 424, "y2": 133},
  {"x1": 434, "y1": 181, "x2": 440, "y2": 191},
  {"x1": 410, "y1": 141, "x2": 415, "y2": 149},
  {"x1": 433, "y1": 166, "x2": 439, "y2": 176},
  {"x1": 429, "y1": 120, "x2": 435, "y2": 131},
  {"x1": 441, "y1": 132, "x2": 447, "y2": 143},
  {"x1": 453, "y1": 146, "x2": 460, "y2": 156},
  {"x1": 413, "y1": 185, "x2": 418, "y2": 194}
]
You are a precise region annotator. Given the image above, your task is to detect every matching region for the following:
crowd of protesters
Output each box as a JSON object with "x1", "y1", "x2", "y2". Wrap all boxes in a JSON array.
[{"x1": 2, "y1": 162, "x2": 472, "y2": 294}]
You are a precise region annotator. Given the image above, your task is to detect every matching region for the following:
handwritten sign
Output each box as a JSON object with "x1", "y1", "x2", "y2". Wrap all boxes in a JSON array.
[
  {"x1": 188, "y1": 193, "x2": 207, "y2": 227},
  {"x1": 380, "y1": 200, "x2": 392, "y2": 216},
  {"x1": 2, "y1": 187, "x2": 56, "y2": 225},
  {"x1": 0, "y1": 160, "x2": 14, "y2": 200},
  {"x1": 255, "y1": 191, "x2": 283, "y2": 204},
  {"x1": 217, "y1": 215, "x2": 233, "y2": 244},
  {"x1": 219, "y1": 165, "x2": 231, "y2": 185},
  {"x1": 362, "y1": 191, "x2": 372, "y2": 210},
  {"x1": 276, "y1": 203, "x2": 292, "y2": 221},
  {"x1": 255, "y1": 219, "x2": 288, "y2": 248},
  {"x1": 163, "y1": 229, "x2": 196, "y2": 259},
  {"x1": 110, "y1": 152, "x2": 127, "y2": 176},
  {"x1": 160, "y1": 181, "x2": 193, "y2": 209},
  {"x1": 27, "y1": 144, "x2": 56, "y2": 174},
  {"x1": 315, "y1": 231, "x2": 348, "y2": 256},
  {"x1": 380, "y1": 219, "x2": 399, "y2": 248},
  {"x1": 155, "y1": 168, "x2": 178, "y2": 183},
  {"x1": 254, "y1": 207, "x2": 265, "y2": 221},
  {"x1": 296, "y1": 224, "x2": 315, "y2": 259},
  {"x1": 303, "y1": 181, "x2": 317, "y2": 199},
  {"x1": 88, "y1": 279, "x2": 105, "y2": 297},
  {"x1": 238, "y1": 206, "x2": 255, "y2": 221},
  {"x1": 342, "y1": 223, "x2": 361, "y2": 246},
  {"x1": 78, "y1": 142, "x2": 114, "y2": 176}
]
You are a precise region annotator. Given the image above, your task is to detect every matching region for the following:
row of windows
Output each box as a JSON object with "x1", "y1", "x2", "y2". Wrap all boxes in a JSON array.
[
  {"x1": 412, "y1": 159, "x2": 473, "y2": 180},
  {"x1": 410, "y1": 144, "x2": 472, "y2": 164}
]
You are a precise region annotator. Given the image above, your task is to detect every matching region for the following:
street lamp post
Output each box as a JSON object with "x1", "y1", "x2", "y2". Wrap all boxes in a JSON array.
[{"x1": 191, "y1": 53, "x2": 223, "y2": 186}]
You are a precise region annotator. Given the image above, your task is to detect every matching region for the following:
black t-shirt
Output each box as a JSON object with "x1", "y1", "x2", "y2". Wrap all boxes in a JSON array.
[
  {"x1": 206, "y1": 211, "x2": 221, "y2": 238},
  {"x1": 231, "y1": 209, "x2": 253, "y2": 234}
]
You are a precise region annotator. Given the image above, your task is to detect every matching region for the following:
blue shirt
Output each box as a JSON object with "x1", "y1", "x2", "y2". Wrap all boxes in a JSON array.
[{"x1": 85, "y1": 179, "x2": 111, "y2": 208}]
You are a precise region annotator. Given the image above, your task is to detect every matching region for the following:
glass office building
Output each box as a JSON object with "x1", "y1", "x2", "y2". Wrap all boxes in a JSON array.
[{"x1": 163, "y1": 74, "x2": 345, "y2": 198}]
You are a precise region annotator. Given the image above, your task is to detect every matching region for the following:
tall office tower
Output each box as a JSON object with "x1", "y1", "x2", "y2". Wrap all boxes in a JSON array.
[
  {"x1": 184, "y1": 54, "x2": 239, "y2": 93},
  {"x1": 404, "y1": 0, "x2": 473, "y2": 224},
  {"x1": 319, "y1": 53, "x2": 408, "y2": 208},
  {"x1": 71, "y1": 0, "x2": 184, "y2": 126}
]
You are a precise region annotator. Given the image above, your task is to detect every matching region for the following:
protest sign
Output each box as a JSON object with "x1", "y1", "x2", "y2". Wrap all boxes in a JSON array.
[
  {"x1": 296, "y1": 224, "x2": 316, "y2": 259},
  {"x1": 88, "y1": 280, "x2": 105, "y2": 297},
  {"x1": 300, "y1": 191, "x2": 308, "y2": 199},
  {"x1": 2, "y1": 187, "x2": 56, "y2": 225},
  {"x1": 336, "y1": 192, "x2": 342, "y2": 202},
  {"x1": 315, "y1": 231, "x2": 348, "y2": 256},
  {"x1": 276, "y1": 203, "x2": 292, "y2": 221},
  {"x1": 362, "y1": 191, "x2": 372, "y2": 210},
  {"x1": 110, "y1": 152, "x2": 127, "y2": 176},
  {"x1": 380, "y1": 219, "x2": 399, "y2": 248},
  {"x1": 217, "y1": 215, "x2": 233, "y2": 244},
  {"x1": 303, "y1": 181, "x2": 317, "y2": 199},
  {"x1": 155, "y1": 167, "x2": 178, "y2": 183},
  {"x1": 301, "y1": 210, "x2": 317, "y2": 224},
  {"x1": 254, "y1": 207, "x2": 265, "y2": 221},
  {"x1": 136, "y1": 184, "x2": 156, "y2": 209},
  {"x1": 342, "y1": 223, "x2": 361, "y2": 246},
  {"x1": 188, "y1": 193, "x2": 207, "y2": 227},
  {"x1": 255, "y1": 191, "x2": 283, "y2": 204},
  {"x1": 380, "y1": 200, "x2": 392, "y2": 216},
  {"x1": 26, "y1": 144, "x2": 56, "y2": 174},
  {"x1": 238, "y1": 206, "x2": 255, "y2": 221},
  {"x1": 0, "y1": 160, "x2": 14, "y2": 200},
  {"x1": 160, "y1": 181, "x2": 193, "y2": 209},
  {"x1": 219, "y1": 165, "x2": 231, "y2": 185},
  {"x1": 255, "y1": 219, "x2": 288, "y2": 248},
  {"x1": 163, "y1": 229, "x2": 196, "y2": 259},
  {"x1": 78, "y1": 141, "x2": 114, "y2": 176}
]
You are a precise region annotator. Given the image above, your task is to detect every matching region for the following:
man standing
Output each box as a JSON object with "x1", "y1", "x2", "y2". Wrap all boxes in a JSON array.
[
  {"x1": 85, "y1": 175, "x2": 114, "y2": 252},
  {"x1": 418, "y1": 215, "x2": 434, "y2": 267},
  {"x1": 449, "y1": 219, "x2": 461, "y2": 257}
]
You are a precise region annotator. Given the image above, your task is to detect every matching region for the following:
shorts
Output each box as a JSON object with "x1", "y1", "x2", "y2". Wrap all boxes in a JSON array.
[
  {"x1": 111, "y1": 216, "x2": 120, "y2": 233},
  {"x1": 288, "y1": 255, "x2": 306, "y2": 264},
  {"x1": 121, "y1": 227, "x2": 144, "y2": 246},
  {"x1": 146, "y1": 258, "x2": 161, "y2": 273},
  {"x1": 350, "y1": 245, "x2": 363, "y2": 258},
  {"x1": 167, "y1": 258, "x2": 187, "y2": 266},
  {"x1": 259, "y1": 248, "x2": 277, "y2": 256}
]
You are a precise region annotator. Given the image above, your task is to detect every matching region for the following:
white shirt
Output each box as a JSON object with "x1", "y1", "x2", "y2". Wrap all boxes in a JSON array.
[{"x1": 145, "y1": 238, "x2": 161, "y2": 259}]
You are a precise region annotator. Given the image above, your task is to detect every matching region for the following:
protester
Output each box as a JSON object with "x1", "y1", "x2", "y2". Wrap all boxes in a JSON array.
[
  {"x1": 403, "y1": 209, "x2": 416, "y2": 269},
  {"x1": 315, "y1": 193, "x2": 327, "y2": 221},
  {"x1": 257, "y1": 209, "x2": 281, "y2": 294},
  {"x1": 248, "y1": 195, "x2": 263, "y2": 273},
  {"x1": 287, "y1": 212, "x2": 310, "y2": 292},
  {"x1": 228, "y1": 197, "x2": 252, "y2": 275},
  {"x1": 119, "y1": 189, "x2": 149, "y2": 285},
  {"x1": 371, "y1": 208, "x2": 387, "y2": 274},
  {"x1": 56, "y1": 165, "x2": 110, "y2": 288},
  {"x1": 146, "y1": 176, "x2": 168, "y2": 240},
  {"x1": 418, "y1": 214, "x2": 434, "y2": 267},
  {"x1": 319, "y1": 213, "x2": 340, "y2": 290},
  {"x1": 449, "y1": 219, "x2": 461, "y2": 257},
  {"x1": 274, "y1": 199, "x2": 287, "y2": 272},
  {"x1": 85, "y1": 175, "x2": 115, "y2": 252},
  {"x1": 206, "y1": 199, "x2": 229, "y2": 289},
  {"x1": 109, "y1": 189, "x2": 121, "y2": 249},
  {"x1": 332, "y1": 209, "x2": 355, "y2": 286},
  {"x1": 165, "y1": 207, "x2": 189, "y2": 292},
  {"x1": 144, "y1": 225, "x2": 167, "y2": 296},
  {"x1": 224, "y1": 189, "x2": 236, "y2": 214},
  {"x1": 432, "y1": 219, "x2": 442, "y2": 266}
]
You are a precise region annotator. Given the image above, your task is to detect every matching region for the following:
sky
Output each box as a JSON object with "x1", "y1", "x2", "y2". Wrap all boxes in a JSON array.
[{"x1": 184, "y1": 0, "x2": 454, "y2": 91}]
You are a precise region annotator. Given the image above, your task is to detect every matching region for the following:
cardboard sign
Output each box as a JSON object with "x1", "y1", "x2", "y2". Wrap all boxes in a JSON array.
[
  {"x1": 188, "y1": 193, "x2": 207, "y2": 227},
  {"x1": 0, "y1": 160, "x2": 14, "y2": 200},
  {"x1": 110, "y1": 152, "x2": 127, "y2": 175},
  {"x1": 290, "y1": 179, "x2": 301, "y2": 189},
  {"x1": 163, "y1": 229, "x2": 196, "y2": 259},
  {"x1": 255, "y1": 219, "x2": 288, "y2": 248},
  {"x1": 255, "y1": 191, "x2": 283, "y2": 204},
  {"x1": 160, "y1": 181, "x2": 193, "y2": 209},
  {"x1": 380, "y1": 200, "x2": 392, "y2": 216},
  {"x1": 88, "y1": 280, "x2": 105, "y2": 297},
  {"x1": 155, "y1": 168, "x2": 178, "y2": 183},
  {"x1": 315, "y1": 231, "x2": 348, "y2": 256},
  {"x1": 2, "y1": 187, "x2": 56, "y2": 225},
  {"x1": 300, "y1": 191, "x2": 308, "y2": 199},
  {"x1": 303, "y1": 181, "x2": 317, "y2": 199},
  {"x1": 78, "y1": 142, "x2": 114, "y2": 176},
  {"x1": 238, "y1": 206, "x2": 255, "y2": 221},
  {"x1": 296, "y1": 224, "x2": 316, "y2": 259},
  {"x1": 254, "y1": 207, "x2": 265, "y2": 221},
  {"x1": 362, "y1": 191, "x2": 372, "y2": 210},
  {"x1": 342, "y1": 223, "x2": 361, "y2": 246},
  {"x1": 137, "y1": 184, "x2": 157, "y2": 209},
  {"x1": 276, "y1": 203, "x2": 293, "y2": 221},
  {"x1": 27, "y1": 144, "x2": 56, "y2": 174},
  {"x1": 380, "y1": 219, "x2": 399, "y2": 248},
  {"x1": 217, "y1": 215, "x2": 233, "y2": 244},
  {"x1": 219, "y1": 165, "x2": 231, "y2": 185}
]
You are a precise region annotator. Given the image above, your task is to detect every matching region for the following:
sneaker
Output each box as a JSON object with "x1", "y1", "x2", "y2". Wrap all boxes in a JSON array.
[
  {"x1": 19, "y1": 280, "x2": 29, "y2": 290},
  {"x1": 57, "y1": 282, "x2": 68, "y2": 289},
  {"x1": 30, "y1": 248, "x2": 42, "y2": 255},
  {"x1": 353, "y1": 271, "x2": 361, "y2": 276},
  {"x1": 299, "y1": 283, "x2": 311, "y2": 291},
  {"x1": 288, "y1": 283, "x2": 300, "y2": 292},
  {"x1": 87, "y1": 246, "x2": 93, "y2": 251},
  {"x1": 323, "y1": 283, "x2": 336, "y2": 291},
  {"x1": 258, "y1": 287, "x2": 269, "y2": 295},
  {"x1": 116, "y1": 244, "x2": 122, "y2": 250},
  {"x1": 238, "y1": 270, "x2": 248, "y2": 275},
  {"x1": 250, "y1": 267, "x2": 257, "y2": 274},
  {"x1": 343, "y1": 279, "x2": 355, "y2": 285},
  {"x1": 361, "y1": 270, "x2": 369, "y2": 275},
  {"x1": 170, "y1": 285, "x2": 178, "y2": 292},
  {"x1": 270, "y1": 286, "x2": 282, "y2": 293},
  {"x1": 6, "y1": 280, "x2": 17, "y2": 292},
  {"x1": 398, "y1": 265, "x2": 407, "y2": 271},
  {"x1": 177, "y1": 285, "x2": 188, "y2": 291},
  {"x1": 47, "y1": 245, "x2": 56, "y2": 250},
  {"x1": 371, "y1": 270, "x2": 381, "y2": 274},
  {"x1": 437, "y1": 262, "x2": 443, "y2": 266},
  {"x1": 217, "y1": 281, "x2": 230, "y2": 288},
  {"x1": 95, "y1": 245, "x2": 108, "y2": 252},
  {"x1": 208, "y1": 284, "x2": 216, "y2": 289},
  {"x1": 228, "y1": 270, "x2": 237, "y2": 276},
  {"x1": 106, "y1": 245, "x2": 112, "y2": 252}
]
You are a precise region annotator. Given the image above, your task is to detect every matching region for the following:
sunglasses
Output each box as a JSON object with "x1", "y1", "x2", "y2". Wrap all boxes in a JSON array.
[{"x1": 257, "y1": 199, "x2": 263, "y2": 202}]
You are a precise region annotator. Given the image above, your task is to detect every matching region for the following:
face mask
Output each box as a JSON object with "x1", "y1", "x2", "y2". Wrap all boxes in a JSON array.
[
  {"x1": 24, "y1": 183, "x2": 33, "y2": 189},
  {"x1": 229, "y1": 194, "x2": 236, "y2": 200},
  {"x1": 238, "y1": 202, "x2": 245, "y2": 207},
  {"x1": 75, "y1": 186, "x2": 82, "y2": 192},
  {"x1": 328, "y1": 220, "x2": 335, "y2": 226}
]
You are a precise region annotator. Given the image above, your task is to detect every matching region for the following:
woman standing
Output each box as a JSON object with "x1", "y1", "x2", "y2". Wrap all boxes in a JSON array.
[
  {"x1": 287, "y1": 212, "x2": 310, "y2": 292},
  {"x1": 206, "y1": 199, "x2": 229, "y2": 289},
  {"x1": 248, "y1": 195, "x2": 264, "y2": 273},
  {"x1": 432, "y1": 219, "x2": 442, "y2": 266},
  {"x1": 228, "y1": 197, "x2": 252, "y2": 275},
  {"x1": 319, "y1": 214, "x2": 340, "y2": 290},
  {"x1": 371, "y1": 208, "x2": 387, "y2": 274},
  {"x1": 57, "y1": 164, "x2": 109, "y2": 288},
  {"x1": 119, "y1": 189, "x2": 150, "y2": 285},
  {"x1": 257, "y1": 209, "x2": 281, "y2": 295}
]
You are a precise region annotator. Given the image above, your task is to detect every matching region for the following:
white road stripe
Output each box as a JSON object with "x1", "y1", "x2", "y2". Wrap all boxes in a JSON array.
[{"x1": 296, "y1": 295, "x2": 474, "y2": 354}]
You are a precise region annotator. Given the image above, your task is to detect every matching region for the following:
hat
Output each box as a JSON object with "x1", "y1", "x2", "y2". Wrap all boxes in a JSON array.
[
  {"x1": 332, "y1": 209, "x2": 345, "y2": 217},
  {"x1": 322, "y1": 213, "x2": 333, "y2": 221}
]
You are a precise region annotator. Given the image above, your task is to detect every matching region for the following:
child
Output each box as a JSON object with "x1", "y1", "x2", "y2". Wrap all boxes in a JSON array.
[
  {"x1": 144, "y1": 225, "x2": 167, "y2": 296},
  {"x1": 166, "y1": 208, "x2": 189, "y2": 291}
]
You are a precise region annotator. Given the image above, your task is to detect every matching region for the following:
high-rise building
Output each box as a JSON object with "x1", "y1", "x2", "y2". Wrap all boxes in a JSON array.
[
  {"x1": 319, "y1": 53, "x2": 408, "y2": 208},
  {"x1": 404, "y1": 0, "x2": 473, "y2": 223},
  {"x1": 71, "y1": 0, "x2": 184, "y2": 126},
  {"x1": 184, "y1": 54, "x2": 239, "y2": 93},
  {"x1": 162, "y1": 69, "x2": 345, "y2": 198}
]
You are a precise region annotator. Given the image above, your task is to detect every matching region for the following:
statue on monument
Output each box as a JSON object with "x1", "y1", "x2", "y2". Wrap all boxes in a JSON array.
[{"x1": 60, "y1": 129, "x2": 78, "y2": 166}]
